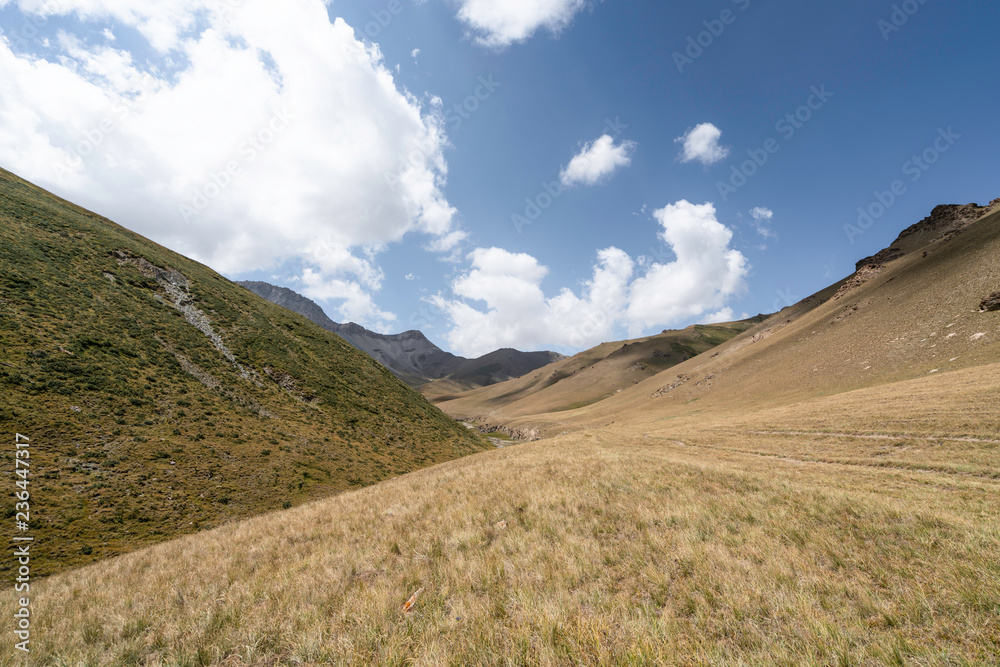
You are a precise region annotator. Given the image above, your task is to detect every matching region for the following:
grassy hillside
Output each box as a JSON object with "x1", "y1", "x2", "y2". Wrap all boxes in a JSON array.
[
  {"x1": 6, "y1": 361, "x2": 999, "y2": 665},
  {"x1": 0, "y1": 168, "x2": 486, "y2": 579},
  {"x1": 432, "y1": 320, "x2": 763, "y2": 421}
]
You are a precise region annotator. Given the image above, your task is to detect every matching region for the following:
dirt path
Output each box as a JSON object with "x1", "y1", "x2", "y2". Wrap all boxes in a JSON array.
[{"x1": 746, "y1": 430, "x2": 1000, "y2": 444}]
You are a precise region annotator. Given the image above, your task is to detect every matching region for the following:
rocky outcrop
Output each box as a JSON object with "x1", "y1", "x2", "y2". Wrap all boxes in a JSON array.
[
  {"x1": 652, "y1": 374, "x2": 690, "y2": 398},
  {"x1": 856, "y1": 202, "x2": 998, "y2": 272},
  {"x1": 834, "y1": 264, "x2": 885, "y2": 300},
  {"x1": 840, "y1": 201, "x2": 999, "y2": 300},
  {"x1": 980, "y1": 291, "x2": 1000, "y2": 312},
  {"x1": 115, "y1": 250, "x2": 254, "y2": 381},
  {"x1": 472, "y1": 420, "x2": 541, "y2": 442}
]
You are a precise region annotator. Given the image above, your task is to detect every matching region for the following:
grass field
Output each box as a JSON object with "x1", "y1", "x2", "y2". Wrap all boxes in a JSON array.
[{"x1": 3, "y1": 361, "x2": 999, "y2": 665}]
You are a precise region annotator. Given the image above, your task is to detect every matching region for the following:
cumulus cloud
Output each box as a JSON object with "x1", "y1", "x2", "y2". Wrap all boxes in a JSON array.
[
  {"x1": 429, "y1": 247, "x2": 634, "y2": 357},
  {"x1": 0, "y1": 0, "x2": 462, "y2": 329},
  {"x1": 627, "y1": 201, "x2": 748, "y2": 332},
  {"x1": 676, "y1": 122, "x2": 730, "y2": 166},
  {"x1": 432, "y1": 201, "x2": 749, "y2": 356},
  {"x1": 560, "y1": 134, "x2": 636, "y2": 188},
  {"x1": 455, "y1": 0, "x2": 587, "y2": 49}
]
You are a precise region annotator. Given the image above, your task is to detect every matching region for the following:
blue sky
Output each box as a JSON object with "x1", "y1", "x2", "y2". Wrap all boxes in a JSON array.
[{"x1": 1, "y1": 0, "x2": 998, "y2": 356}]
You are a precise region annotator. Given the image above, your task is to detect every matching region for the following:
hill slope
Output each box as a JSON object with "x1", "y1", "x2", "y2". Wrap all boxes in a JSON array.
[
  {"x1": 238, "y1": 281, "x2": 564, "y2": 388},
  {"x1": 0, "y1": 168, "x2": 487, "y2": 578},
  {"x1": 433, "y1": 319, "x2": 763, "y2": 426}
]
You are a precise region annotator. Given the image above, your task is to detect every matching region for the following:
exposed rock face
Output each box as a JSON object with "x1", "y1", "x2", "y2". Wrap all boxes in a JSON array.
[
  {"x1": 834, "y1": 264, "x2": 886, "y2": 300},
  {"x1": 980, "y1": 291, "x2": 1000, "y2": 312},
  {"x1": 855, "y1": 202, "x2": 997, "y2": 272},
  {"x1": 474, "y1": 421, "x2": 541, "y2": 442},
  {"x1": 840, "y1": 201, "x2": 999, "y2": 299},
  {"x1": 115, "y1": 250, "x2": 253, "y2": 381}
]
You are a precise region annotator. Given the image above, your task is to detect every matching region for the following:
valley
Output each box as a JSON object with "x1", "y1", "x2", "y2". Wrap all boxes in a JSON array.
[{"x1": 2, "y1": 183, "x2": 998, "y2": 665}]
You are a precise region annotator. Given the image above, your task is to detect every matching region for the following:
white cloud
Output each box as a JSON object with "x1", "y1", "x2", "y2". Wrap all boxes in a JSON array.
[
  {"x1": 560, "y1": 134, "x2": 636, "y2": 188},
  {"x1": 627, "y1": 201, "x2": 748, "y2": 332},
  {"x1": 411, "y1": 48, "x2": 420, "y2": 59},
  {"x1": 430, "y1": 246, "x2": 633, "y2": 357},
  {"x1": 455, "y1": 0, "x2": 587, "y2": 49},
  {"x1": 676, "y1": 122, "x2": 730, "y2": 166},
  {"x1": 432, "y1": 201, "x2": 749, "y2": 356},
  {"x1": 750, "y1": 206, "x2": 778, "y2": 241},
  {"x1": 703, "y1": 308, "x2": 735, "y2": 324},
  {"x1": 0, "y1": 0, "x2": 464, "y2": 330},
  {"x1": 425, "y1": 230, "x2": 469, "y2": 254}
]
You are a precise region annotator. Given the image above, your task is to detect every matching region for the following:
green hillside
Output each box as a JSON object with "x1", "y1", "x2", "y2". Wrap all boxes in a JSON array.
[{"x1": 0, "y1": 168, "x2": 487, "y2": 579}]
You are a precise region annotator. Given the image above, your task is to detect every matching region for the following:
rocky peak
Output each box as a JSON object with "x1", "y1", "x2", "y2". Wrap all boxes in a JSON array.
[{"x1": 856, "y1": 201, "x2": 999, "y2": 271}]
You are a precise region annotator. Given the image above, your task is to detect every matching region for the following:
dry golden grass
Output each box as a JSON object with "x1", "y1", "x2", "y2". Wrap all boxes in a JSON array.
[
  {"x1": 4, "y1": 363, "x2": 1000, "y2": 666},
  {"x1": 4, "y1": 203, "x2": 1000, "y2": 665}
]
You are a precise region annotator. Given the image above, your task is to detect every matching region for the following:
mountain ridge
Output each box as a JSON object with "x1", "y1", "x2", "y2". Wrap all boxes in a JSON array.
[{"x1": 238, "y1": 280, "x2": 564, "y2": 388}]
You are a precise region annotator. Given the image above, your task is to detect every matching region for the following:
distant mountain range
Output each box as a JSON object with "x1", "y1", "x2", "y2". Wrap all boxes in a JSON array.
[{"x1": 238, "y1": 281, "x2": 564, "y2": 389}]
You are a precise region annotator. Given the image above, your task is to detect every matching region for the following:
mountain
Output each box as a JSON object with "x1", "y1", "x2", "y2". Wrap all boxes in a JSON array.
[
  {"x1": 14, "y1": 202, "x2": 1000, "y2": 665},
  {"x1": 0, "y1": 168, "x2": 487, "y2": 579},
  {"x1": 238, "y1": 280, "x2": 564, "y2": 388}
]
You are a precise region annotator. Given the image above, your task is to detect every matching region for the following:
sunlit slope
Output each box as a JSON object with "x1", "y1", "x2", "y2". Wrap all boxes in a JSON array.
[
  {"x1": 0, "y1": 167, "x2": 487, "y2": 578},
  {"x1": 475, "y1": 208, "x2": 1000, "y2": 438},
  {"x1": 6, "y1": 359, "x2": 999, "y2": 665},
  {"x1": 434, "y1": 321, "x2": 761, "y2": 420}
]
